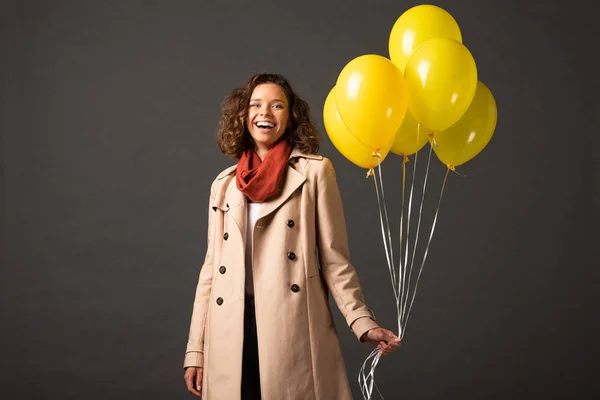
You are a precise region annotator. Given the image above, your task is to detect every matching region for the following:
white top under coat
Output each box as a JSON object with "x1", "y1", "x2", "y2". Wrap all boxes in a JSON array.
[{"x1": 245, "y1": 202, "x2": 262, "y2": 296}]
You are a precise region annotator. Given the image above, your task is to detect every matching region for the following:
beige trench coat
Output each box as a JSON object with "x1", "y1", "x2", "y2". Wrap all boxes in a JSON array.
[{"x1": 184, "y1": 148, "x2": 379, "y2": 399}]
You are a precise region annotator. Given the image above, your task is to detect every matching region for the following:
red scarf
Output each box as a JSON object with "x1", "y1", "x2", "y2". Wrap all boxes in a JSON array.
[{"x1": 236, "y1": 140, "x2": 292, "y2": 202}]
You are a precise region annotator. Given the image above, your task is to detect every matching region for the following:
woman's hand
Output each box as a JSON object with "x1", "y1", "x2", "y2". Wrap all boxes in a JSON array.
[
  {"x1": 362, "y1": 328, "x2": 401, "y2": 356},
  {"x1": 184, "y1": 367, "x2": 203, "y2": 397}
]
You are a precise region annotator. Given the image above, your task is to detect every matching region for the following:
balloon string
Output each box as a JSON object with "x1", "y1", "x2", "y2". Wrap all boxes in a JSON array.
[
  {"x1": 397, "y1": 157, "x2": 406, "y2": 333},
  {"x1": 448, "y1": 165, "x2": 467, "y2": 178},
  {"x1": 399, "y1": 122, "x2": 421, "y2": 331},
  {"x1": 372, "y1": 174, "x2": 394, "y2": 295},
  {"x1": 376, "y1": 153, "x2": 395, "y2": 284},
  {"x1": 360, "y1": 133, "x2": 451, "y2": 399},
  {"x1": 360, "y1": 152, "x2": 398, "y2": 400},
  {"x1": 376, "y1": 153, "x2": 403, "y2": 335},
  {"x1": 371, "y1": 153, "x2": 398, "y2": 304},
  {"x1": 401, "y1": 144, "x2": 430, "y2": 329},
  {"x1": 402, "y1": 167, "x2": 450, "y2": 337},
  {"x1": 358, "y1": 349, "x2": 383, "y2": 400},
  {"x1": 400, "y1": 146, "x2": 418, "y2": 325}
]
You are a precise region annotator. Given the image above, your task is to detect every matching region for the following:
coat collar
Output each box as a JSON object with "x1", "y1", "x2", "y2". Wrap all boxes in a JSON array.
[{"x1": 288, "y1": 147, "x2": 323, "y2": 161}]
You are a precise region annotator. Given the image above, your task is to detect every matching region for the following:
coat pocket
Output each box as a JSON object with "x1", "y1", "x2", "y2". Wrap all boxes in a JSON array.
[{"x1": 308, "y1": 275, "x2": 334, "y2": 328}]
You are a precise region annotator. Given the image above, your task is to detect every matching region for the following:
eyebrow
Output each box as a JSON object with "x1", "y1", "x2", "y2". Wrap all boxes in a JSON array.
[{"x1": 250, "y1": 98, "x2": 287, "y2": 104}]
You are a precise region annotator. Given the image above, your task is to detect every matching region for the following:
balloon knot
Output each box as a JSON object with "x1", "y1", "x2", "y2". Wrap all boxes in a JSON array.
[
  {"x1": 366, "y1": 168, "x2": 374, "y2": 178},
  {"x1": 403, "y1": 155, "x2": 409, "y2": 164},
  {"x1": 371, "y1": 151, "x2": 381, "y2": 159},
  {"x1": 429, "y1": 132, "x2": 438, "y2": 147}
]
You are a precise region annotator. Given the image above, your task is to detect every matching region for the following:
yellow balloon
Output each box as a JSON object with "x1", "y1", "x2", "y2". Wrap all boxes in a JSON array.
[
  {"x1": 431, "y1": 81, "x2": 497, "y2": 168},
  {"x1": 391, "y1": 110, "x2": 430, "y2": 156},
  {"x1": 335, "y1": 54, "x2": 408, "y2": 150},
  {"x1": 389, "y1": 4, "x2": 462, "y2": 73},
  {"x1": 324, "y1": 86, "x2": 392, "y2": 169},
  {"x1": 404, "y1": 37, "x2": 478, "y2": 132}
]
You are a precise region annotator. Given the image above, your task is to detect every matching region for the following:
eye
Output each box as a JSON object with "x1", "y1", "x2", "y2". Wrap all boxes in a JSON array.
[
  {"x1": 273, "y1": 104, "x2": 284, "y2": 109},
  {"x1": 250, "y1": 103, "x2": 260, "y2": 108}
]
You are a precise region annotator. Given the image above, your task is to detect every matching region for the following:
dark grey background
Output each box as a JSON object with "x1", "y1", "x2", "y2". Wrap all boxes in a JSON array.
[{"x1": 2, "y1": 0, "x2": 599, "y2": 399}]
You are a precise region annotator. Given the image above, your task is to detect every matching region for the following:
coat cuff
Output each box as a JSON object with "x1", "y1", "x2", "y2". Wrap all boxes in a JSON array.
[
  {"x1": 183, "y1": 351, "x2": 204, "y2": 369},
  {"x1": 350, "y1": 317, "x2": 379, "y2": 342}
]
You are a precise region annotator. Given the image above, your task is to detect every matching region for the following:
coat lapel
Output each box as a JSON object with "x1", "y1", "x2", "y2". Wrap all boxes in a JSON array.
[
  {"x1": 258, "y1": 164, "x2": 306, "y2": 221},
  {"x1": 222, "y1": 148, "x2": 321, "y2": 230}
]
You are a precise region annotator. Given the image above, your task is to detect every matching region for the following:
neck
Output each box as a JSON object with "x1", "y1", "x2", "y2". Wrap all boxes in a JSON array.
[{"x1": 255, "y1": 145, "x2": 271, "y2": 161}]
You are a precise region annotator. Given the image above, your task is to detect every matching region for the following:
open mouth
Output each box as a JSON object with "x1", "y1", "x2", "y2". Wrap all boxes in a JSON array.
[{"x1": 255, "y1": 121, "x2": 276, "y2": 130}]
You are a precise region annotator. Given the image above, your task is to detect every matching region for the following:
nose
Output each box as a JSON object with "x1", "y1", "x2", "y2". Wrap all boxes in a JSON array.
[{"x1": 259, "y1": 105, "x2": 271, "y2": 116}]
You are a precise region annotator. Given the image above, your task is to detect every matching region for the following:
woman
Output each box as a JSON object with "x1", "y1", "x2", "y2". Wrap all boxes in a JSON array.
[{"x1": 183, "y1": 73, "x2": 400, "y2": 399}]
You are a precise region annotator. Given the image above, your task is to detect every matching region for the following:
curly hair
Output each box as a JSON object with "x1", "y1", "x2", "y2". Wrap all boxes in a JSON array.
[{"x1": 217, "y1": 73, "x2": 320, "y2": 159}]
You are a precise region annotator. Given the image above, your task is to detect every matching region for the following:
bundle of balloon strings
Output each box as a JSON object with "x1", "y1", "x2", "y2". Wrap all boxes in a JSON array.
[{"x1": 358, "y1": 146, "x2": 450, "y2": 400}]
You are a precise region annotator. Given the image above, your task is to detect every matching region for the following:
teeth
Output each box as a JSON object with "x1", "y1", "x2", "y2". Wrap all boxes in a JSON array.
[{"x1": 256, "y1": 122, "x2": 275, "y2": 128}]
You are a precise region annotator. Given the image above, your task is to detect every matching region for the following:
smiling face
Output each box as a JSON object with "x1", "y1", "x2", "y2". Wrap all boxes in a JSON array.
[{"x1": 246, "y1": 83, "x2": 290, "y2": 159}]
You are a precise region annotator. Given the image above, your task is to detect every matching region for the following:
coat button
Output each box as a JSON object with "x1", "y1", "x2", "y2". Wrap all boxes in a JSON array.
[
  {"x1": 287, "y1": 252, "x2": 296, "y2": 261},
  {"x1": 216, "y1": 297, "x2": 223, "y2": 305},
  {"x1": 291, "y1": 284, "x2": 300, "y2": 293},
  {"x1": 287, "y1": 219, "x2": 295, "y2": 228},
  {"x1": 223, "y1": 232, "x2": 229, "y2": 240},
  {"x1": 219, "y1": 266, "x2": 226, "y2": 274}
]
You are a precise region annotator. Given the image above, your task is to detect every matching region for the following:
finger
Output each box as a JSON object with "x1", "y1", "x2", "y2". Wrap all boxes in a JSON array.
[
  {"x1": 381, "y1": 342, "x2": 394, "y2": 354},
  {"x1": 378, "y1": 341, "x2": 391, "y2": 354},
  {"x1": 196, "y1": 371, "x2": 203, "y2": 392},
  {"x1": 388, "y1": 340, "x2": 401, "y2": 350},
  {"x1": 374, "y1": 330, "x2": 392, "y2": 344},
  {"x1": 185, "y1": 371, "x2": 194, "y2": 390},
  {"x1": 185, "y1": 371, "x2": 202, "y2": 398},
  {"x1": 384, "y1": 345, "x2": 396, "y2": 354},
  {"x1": 188, "y1": 385, "x2": 202, "y2": 398},
  {"x1": 381, "y1": 341, "x2": 395, "y2": 351},
  {"x1": 384, "y1": 330, "x2": 399, "y2": 343}
]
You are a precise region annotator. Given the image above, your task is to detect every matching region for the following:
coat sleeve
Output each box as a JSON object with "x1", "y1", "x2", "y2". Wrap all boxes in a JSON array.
[
  {"x1": 183, "y1": 180, "x2": 217, "y2": 369},
  {"x1": 315, "y1": 158, "x2": 379, "y2": 341}
]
